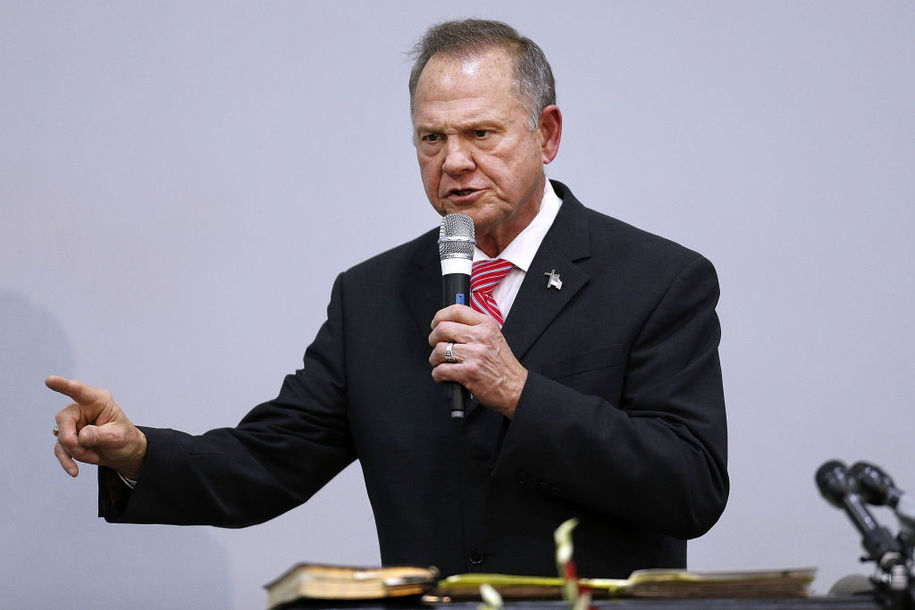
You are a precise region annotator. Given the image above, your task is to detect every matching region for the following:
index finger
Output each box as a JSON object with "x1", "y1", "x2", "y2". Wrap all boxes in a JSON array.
[
  {"x1": 431, "y1": 304, "x2": 484, "y2": 329},
  {"x1": 45, "y1": 376, "x2": 105, "y2": 406}
]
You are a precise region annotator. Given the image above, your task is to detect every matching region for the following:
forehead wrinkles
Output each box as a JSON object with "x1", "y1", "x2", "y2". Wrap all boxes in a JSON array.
[{"x1": 415, "y1": 98, "x2": 511, "y2": 132}]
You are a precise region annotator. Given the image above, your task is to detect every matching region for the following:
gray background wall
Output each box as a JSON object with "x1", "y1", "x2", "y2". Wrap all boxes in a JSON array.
[{"x1": 2, "y1": 2, "x2": 913, "y2": 608}]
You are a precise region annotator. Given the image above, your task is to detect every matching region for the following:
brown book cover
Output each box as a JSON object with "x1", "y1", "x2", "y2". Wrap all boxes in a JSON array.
[
  {"x1": 625, "y1": 567, "x2": 817, "y2": 598},
  {"x1": 264, "y1": 563, "x2": 439, "y2": 609}
]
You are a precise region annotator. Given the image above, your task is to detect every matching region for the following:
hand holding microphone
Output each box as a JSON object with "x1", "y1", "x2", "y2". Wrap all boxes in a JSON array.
[
  {"x1": 437, "y1": 214, "x2": 475, "y2": 419},
  {"x1": 432, "y1": 213, "x2": 528, "y2": 420}
]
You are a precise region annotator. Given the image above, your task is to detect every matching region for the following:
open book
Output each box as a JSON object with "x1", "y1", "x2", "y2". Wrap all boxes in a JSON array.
[
  {"x1": 435, "y1": 567, "x2": 817, "y2": 600},
  {"x1": 265, "y1": 563, "x2": 815, "y2": 607}
]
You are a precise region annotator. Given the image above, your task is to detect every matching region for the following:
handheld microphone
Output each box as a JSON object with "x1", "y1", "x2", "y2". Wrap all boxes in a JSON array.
[
  {"x1": 438, "y1": 213, "x2": 475, "y2": 419},
  {"x1": 816, "y1": 460, "x2": 902, "y2": 565}
]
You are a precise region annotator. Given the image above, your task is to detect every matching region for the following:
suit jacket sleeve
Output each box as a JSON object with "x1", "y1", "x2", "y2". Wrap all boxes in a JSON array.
[
  {"x1": 99, "y1": 274, "x2": 356, "y2": 526},
  {"x1": 491, "y1": 253, "x2": 728, "y2": 540}
]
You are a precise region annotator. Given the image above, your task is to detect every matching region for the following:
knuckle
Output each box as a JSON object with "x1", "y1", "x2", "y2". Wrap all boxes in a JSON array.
[{"x1": 56, "y1": 445, "x2": 74, "y2": 462}]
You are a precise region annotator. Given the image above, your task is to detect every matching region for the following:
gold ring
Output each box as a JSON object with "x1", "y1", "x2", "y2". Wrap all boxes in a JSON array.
[{"x1": 52, "y1": 424, "x2": 60, "y2": 437}]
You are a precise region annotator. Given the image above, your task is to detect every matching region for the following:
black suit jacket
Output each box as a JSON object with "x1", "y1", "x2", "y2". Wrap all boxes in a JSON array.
[{"x1": 102, "y1": 181, "x2": 728, "y2": 578}]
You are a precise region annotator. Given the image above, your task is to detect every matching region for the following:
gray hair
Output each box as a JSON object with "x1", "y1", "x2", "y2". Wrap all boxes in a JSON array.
[{"x1": 408, "y1": 19, "x2": 556, "y2": 130}]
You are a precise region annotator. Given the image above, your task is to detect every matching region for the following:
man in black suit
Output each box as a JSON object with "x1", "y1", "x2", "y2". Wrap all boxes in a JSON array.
[{"x1": 50, "y1": 19, "x2": 728, "y2": 578}]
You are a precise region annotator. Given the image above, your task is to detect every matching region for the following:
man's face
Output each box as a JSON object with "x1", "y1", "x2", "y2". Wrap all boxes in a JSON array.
[{"x1": 412, "y1": 48, "x2": 554, "y2": 255}]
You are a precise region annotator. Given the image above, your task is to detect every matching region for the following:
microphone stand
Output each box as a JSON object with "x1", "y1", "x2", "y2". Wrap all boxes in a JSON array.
[
  {"x1": 852, "y1": 462, "x2": 915, "y2": 610},
  {"x1": 816, "y1": 460, "x2": 915, "y2": 609}
]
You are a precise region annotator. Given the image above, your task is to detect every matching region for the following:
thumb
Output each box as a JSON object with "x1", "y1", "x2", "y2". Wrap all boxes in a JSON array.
[
  {"x1": 76, "y1": 421, "x2": 147, "y2": 477},
  {"x1": 78, "y1": 425, "x2": 100, "y2": 448}
]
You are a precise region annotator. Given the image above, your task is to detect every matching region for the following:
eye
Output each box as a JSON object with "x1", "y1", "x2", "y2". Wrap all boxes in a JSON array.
[
  {"x1": 421, "y1": 133, "x2": 442, "y2": 143},
  {"x1": 473, "y1": 130, "x2": 489, "y2": 138}
]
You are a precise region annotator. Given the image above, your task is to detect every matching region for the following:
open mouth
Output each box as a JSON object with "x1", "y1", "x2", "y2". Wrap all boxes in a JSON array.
[{"x1": 442, "y1": 187, "x2": 484, "y2": 204}]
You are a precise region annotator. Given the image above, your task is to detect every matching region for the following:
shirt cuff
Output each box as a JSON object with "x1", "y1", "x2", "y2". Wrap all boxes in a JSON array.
[{"x1": 117, "y1": 472, "x2": 138, "y2": 489}]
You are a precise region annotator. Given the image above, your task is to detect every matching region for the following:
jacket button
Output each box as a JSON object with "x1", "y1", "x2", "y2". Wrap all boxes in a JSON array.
[{"x1": 469, "y1": 550, "x2": 484, "y2": 565}]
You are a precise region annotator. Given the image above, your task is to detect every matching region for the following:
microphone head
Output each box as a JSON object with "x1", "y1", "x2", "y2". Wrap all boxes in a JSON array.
[
  {"x1": 816, "y1": 460, "x2": 851, "y2": 507},
  {"x1": 850, "y1": 461, "x2": 895, "y2": 506},
  {"x1": 438, "y1": 213, "x2": 475, "y2": 262}
]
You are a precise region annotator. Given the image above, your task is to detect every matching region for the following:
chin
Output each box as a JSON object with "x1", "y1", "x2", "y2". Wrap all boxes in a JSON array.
[{"x1": 438, "y1": 202, "x2": 476, "y2": 218}]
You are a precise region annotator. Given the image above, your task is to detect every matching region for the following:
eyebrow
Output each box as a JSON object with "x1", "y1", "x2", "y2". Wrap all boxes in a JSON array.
[{"x1": 415, "y1": 118, "x2": 502, "y2": 134}]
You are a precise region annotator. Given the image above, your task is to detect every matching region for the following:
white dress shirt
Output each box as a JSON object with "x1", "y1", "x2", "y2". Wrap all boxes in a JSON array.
[{"x1": 472, "y1": 180, "x2": 562, "y2": 321}]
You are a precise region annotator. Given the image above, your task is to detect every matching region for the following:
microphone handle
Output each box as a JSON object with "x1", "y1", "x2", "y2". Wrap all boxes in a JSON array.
[
  {"x1": 442, "y1": 272, "x2": 471, "y2": 418},
  {"x1": 842, "y1": 494, "x2": 902, "y2": 563},
  {"x1": 442, "y1": 273, "x2": 470, "y2": 308}
]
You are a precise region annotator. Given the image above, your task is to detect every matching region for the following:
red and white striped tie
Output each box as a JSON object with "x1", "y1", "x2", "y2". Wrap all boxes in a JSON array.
[{"x1": 471, "y1": 258, "x2": 514, "y2": 327}]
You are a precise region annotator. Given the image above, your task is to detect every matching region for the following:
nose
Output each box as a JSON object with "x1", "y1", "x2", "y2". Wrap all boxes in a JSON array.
[{"x1": 442, "y1": 136, "x2": 475, "y2": 176}]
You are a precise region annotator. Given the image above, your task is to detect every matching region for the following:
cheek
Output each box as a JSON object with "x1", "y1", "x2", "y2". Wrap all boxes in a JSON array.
[
  {"x1": 490, "y1": 139, "x2": 538, "y2": 177},
  {"x1": 505, "y1": 148, "x2": 543, "y2": 185},
  {"x1": 418, "y1": 158, "x2": 440, "y2": 199}
]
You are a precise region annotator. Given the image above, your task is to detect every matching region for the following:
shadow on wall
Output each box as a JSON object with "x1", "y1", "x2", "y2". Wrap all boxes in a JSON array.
[{"x1": 0, "y1": 290, "x2": 231, "y2": 608}]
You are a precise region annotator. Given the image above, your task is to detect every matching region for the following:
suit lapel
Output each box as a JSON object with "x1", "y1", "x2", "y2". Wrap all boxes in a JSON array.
[
  {"x1": 405, "y1": 230, "x2": 441, "y2": 342},
  {"x1": 502, "y1": 187, "x2": 592, "y2": 362}
]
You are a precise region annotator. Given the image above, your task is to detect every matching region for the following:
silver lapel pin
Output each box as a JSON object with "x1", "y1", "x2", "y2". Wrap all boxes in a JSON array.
[{"x1": 544, "y1": 269, "x2": 562, "y2": 291}]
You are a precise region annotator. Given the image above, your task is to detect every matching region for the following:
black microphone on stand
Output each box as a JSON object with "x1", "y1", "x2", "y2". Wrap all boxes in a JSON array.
[
  {"x1": 438, "y1": 213, "x2": 475, "y2": 419},
  {"x1": 851, "y1": 461, "x2": 915, "y2": 548},
  {"x1": 816, "y1": 460, "x2": 915, "y2": 609},
  {"x1": 816, "y1": 460, "x2": 903, "y2": 566}
]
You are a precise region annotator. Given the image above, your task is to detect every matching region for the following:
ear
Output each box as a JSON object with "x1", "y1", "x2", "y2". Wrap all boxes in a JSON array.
[{"x1": 537, "y1": 105, "x2": 562, "y2": 164}]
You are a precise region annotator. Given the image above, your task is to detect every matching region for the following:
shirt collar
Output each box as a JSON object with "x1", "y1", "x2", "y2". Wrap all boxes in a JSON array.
[{"x1": 473, "y1": 180, "x2": 562, "y2": 271}]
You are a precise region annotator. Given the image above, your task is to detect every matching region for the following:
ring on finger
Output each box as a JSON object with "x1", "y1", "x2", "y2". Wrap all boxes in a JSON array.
[
  {"x1": 52, "y1": 424, "x2": 60, "y2": 437},
  {"x1": 444, "y1": 341, "x2": 457, "y2": 363}
]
